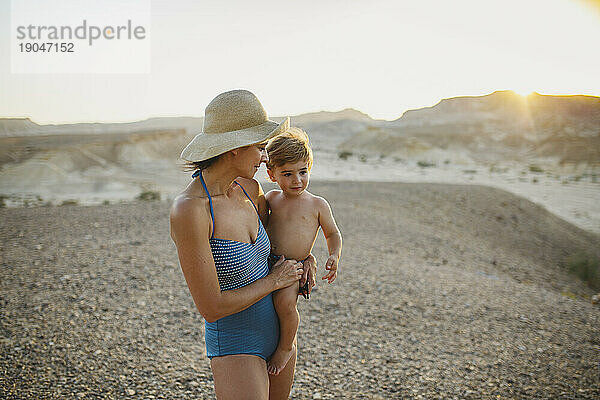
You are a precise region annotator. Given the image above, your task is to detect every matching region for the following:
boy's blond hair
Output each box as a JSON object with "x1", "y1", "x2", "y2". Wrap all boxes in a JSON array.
[{"x1": 266, "y1": 127, "x2": 313, "y2": 170}]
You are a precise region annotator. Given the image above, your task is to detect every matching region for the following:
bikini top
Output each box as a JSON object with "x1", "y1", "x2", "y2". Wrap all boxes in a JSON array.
[{"x1": 193, "y1": 170, "x2": 271, "y2": 291}]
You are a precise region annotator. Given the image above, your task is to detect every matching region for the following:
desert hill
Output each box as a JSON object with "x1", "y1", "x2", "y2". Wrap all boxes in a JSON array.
[
  {"x1": 339, "y1": 91, "x2": 600, "y2": 165},
  {"x1": 394, "y1": 91, "x2": 600, "y2": 133},
  {"x1": 1, "y1": 92, "x2": 598, "y2": 220},
  {"x1": 3, "y1": 92, "x2": 598, "y2": 168},
  {"x1": 0, "y1": 108, "x2": 373, "y2": 184},
  {"x1": 290, "y1": 108, "x2": 374, "y2": 125},
  {"x1": 0, "y1": 117, "x2": 204, "y2": 137}
]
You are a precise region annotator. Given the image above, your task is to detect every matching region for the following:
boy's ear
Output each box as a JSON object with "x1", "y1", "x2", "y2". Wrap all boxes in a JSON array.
[{"x1": 266, "y1": 168, "x2": 277, "y2": 182}]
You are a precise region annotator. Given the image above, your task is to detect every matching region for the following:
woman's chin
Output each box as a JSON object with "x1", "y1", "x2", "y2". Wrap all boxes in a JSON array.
[{"x1": 242, "y1": 167, "x2": 259, "y2": 180}]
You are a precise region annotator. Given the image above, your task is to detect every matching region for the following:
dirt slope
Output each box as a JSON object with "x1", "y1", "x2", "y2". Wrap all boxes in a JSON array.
[{"x1": 1, "y1": 182, "x2": 598, "y2": 398}]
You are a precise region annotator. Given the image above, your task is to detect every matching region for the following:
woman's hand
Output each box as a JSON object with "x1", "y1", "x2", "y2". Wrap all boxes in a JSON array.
[{"x1": 269, "y1": 255, "x2": 304, "y2": 290}]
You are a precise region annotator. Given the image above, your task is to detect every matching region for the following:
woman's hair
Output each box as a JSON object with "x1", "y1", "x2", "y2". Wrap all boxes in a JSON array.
[
  {"x1": 266, "y1": 127, "x2": 313, "y2": 170},
  {"x1": 182, "y1": 154, "x2": 221, "y2": 172}
]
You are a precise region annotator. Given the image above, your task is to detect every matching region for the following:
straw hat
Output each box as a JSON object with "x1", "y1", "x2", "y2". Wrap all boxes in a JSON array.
[{"x1": 181, "y1": 90, "x2": 290, "y2": 161}]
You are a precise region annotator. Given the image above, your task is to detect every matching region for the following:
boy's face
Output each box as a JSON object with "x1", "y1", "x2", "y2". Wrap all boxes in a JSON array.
[{"x1": 267, "y1": 160, "x2": 310, "y2": 196}]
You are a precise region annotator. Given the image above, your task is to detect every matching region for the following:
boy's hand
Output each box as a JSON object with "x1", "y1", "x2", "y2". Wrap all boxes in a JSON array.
[
  {"x1": 322, "y1": 255, "x2": 338, "y2": 284},
  {"x1": 301, "y1": 254, "x2": 317, "y2": 292}
]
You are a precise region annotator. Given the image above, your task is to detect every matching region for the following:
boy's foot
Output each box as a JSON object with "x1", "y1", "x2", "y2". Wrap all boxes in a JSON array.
[{"x1": 267, "y1": 344, "x2": 296, "y2": 375}]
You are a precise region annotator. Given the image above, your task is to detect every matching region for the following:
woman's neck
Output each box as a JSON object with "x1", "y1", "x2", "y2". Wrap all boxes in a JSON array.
[{"x1": 200, "y1": 159, "x2": 239, "y2": 197}]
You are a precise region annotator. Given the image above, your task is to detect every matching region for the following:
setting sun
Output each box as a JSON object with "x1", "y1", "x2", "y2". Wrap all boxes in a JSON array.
[{"x1": 514, "y1": 89, "x2": 535, "y2": 97}]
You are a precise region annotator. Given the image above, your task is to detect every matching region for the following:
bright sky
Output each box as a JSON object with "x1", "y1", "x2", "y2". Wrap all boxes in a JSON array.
[{"x1": 1, "y1": 0, "x2": 599, "y2": 124}]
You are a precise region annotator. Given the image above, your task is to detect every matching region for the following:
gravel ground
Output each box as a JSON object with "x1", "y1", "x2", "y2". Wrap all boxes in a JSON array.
[{"x1": 1, "y1": 181, "x2": 599, "y2": 399}]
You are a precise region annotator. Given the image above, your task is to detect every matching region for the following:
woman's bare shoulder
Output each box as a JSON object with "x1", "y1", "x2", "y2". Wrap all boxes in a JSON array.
[
  {"x1": 170, "y1": 193, "x2": 210, "y2": 224},
  {"x1": 235, "y1": 177, "x2": 262, "y2": 198},
  {"x1": 170, "y1": 193, "x2": 213, "y2": 243}
]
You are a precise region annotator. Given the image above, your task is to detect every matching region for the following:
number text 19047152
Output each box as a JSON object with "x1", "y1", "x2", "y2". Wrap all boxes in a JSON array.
[{"x1": 19, "y1": 42, "x2": 75, "y2": 52}]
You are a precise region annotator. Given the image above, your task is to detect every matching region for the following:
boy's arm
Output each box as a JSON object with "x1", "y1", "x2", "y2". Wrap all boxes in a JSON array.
[{"x1": 317, "y1": 197, "x2": 342, "y2": 283}]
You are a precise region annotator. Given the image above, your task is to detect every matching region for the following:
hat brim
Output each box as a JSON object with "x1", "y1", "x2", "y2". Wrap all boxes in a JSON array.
[{"x1": 180, "y1": 117, "x2": 290, "y2": 162}]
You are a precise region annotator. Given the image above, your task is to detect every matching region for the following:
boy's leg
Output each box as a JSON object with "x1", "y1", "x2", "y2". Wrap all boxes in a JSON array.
[
  {"x1": 268, "y1": 340, "x2": 297, "y2": 400},
  {"x1": 268, "y1": 284, "x2": 299, "y2": 375}
]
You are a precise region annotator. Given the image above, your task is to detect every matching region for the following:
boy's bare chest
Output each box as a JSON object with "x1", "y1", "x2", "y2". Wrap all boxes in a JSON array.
[
  {"x1": 267, "y1": 201, "x2": 319, "y2": 259},
  {"x1": 270, "y1": 202, "x2": 318, "y2": 229}
]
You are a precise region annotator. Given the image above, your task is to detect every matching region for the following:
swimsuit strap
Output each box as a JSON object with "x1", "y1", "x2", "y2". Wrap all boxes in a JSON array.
[
  {"x1": 234, "y1": 181, "x2": 259, "y2": 215},
  {"x1": 192, "y1": 170, "x2": 215, "y2": 239}
]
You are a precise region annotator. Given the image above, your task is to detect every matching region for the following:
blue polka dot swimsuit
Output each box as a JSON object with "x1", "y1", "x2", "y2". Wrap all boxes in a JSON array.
[{"x1": 193, "y1": 170, "x2": 279, "y2": 360}]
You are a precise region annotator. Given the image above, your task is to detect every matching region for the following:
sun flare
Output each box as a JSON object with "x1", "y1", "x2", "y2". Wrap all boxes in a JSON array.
[{"x1": 514, "y1": 88, "x2": 535, "y2": 97}]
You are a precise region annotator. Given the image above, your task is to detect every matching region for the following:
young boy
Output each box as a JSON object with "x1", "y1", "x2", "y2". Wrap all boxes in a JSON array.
[{"x1": 262, "y1": 127, "x2": 343, "y2": 375}]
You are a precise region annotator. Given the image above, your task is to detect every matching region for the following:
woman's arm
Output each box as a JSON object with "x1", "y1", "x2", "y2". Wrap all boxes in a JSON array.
[{"x1": 170, "y1": 197, "x2": 302, "y2": 322}]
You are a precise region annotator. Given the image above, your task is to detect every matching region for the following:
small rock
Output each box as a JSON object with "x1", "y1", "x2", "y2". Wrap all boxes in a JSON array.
[
  {"x1": 313, "y1": 393, "x2": 322, "y2": 399},
  {"x1": 592, "y1": 294, "x2": 600, "y2": 304},
  {"x1": 127, "y1": 389, "x2": 136, "y2": 396}
]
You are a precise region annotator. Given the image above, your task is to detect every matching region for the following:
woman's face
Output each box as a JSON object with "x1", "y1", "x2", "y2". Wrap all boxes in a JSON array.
[{"x1": 234, "y1": 143, "x2": 268, "y2": 179}]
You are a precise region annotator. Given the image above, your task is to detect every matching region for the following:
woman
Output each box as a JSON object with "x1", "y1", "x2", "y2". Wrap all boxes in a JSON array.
[{"x1": 170, "y1": 89, "x2": 315, "y2": 399}]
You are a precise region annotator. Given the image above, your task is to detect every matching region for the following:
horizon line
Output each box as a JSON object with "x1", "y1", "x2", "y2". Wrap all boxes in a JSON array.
[{"x1": 2, "y1": 89, "x2": 599, "y2": 126}]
